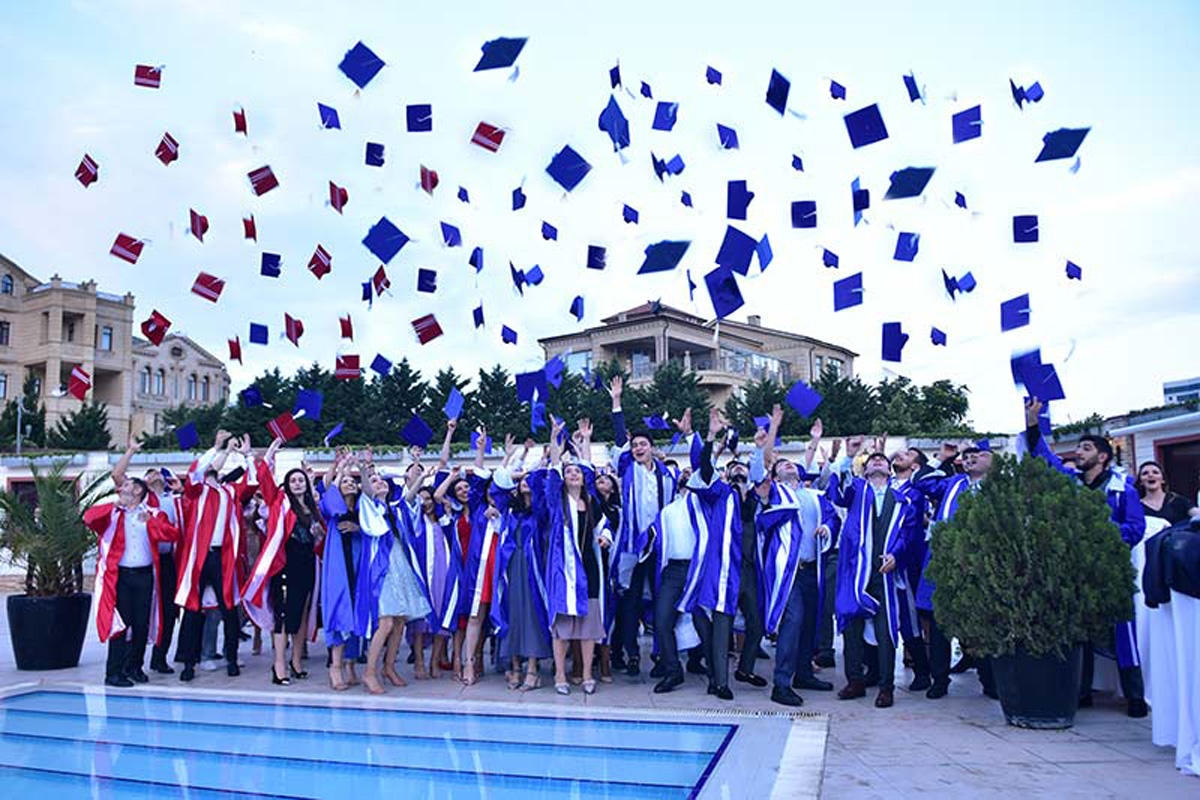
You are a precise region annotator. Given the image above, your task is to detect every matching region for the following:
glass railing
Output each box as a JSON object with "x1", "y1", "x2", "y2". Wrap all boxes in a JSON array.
[{"x1": 627, "y1": 355, "x2": 791, "y2": 382}]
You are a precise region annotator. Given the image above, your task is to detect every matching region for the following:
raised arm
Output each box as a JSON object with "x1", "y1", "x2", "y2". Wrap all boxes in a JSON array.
[
  {"x1": 548, "y1": 417, "x2": 566, "y2": 467},
  {"x1": 112, "y1": 438, "x2": 142, "y2": 488},
  {"x1": 576, "y1": 418, "x2": 594, "y2": 465},
  {"x1": 608, "y1": 376, "x2": 628, "y2": 448},
  {"x1": 1023, "y1": 397, "x2": 1073, "y2": 477},
  {"x1": 763, "y1": 403, "x2": 784, "y2": 470},
  {"x1": 437, "y1": 418, "x2": 457, "y2": 470},
  {"x1": 433, "y1": 465, "x2": 461, "y2": 506},
  {"x1": 473, "y1": 424, "x2": 487, "y2": 470}
]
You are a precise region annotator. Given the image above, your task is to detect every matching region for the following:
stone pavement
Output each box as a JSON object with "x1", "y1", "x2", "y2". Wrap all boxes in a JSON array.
[{"x1": 1, "y1": 601, "x2": 1193, "y2": 798}]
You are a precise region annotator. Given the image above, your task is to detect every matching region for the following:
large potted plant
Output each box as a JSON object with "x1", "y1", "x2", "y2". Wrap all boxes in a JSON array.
[
  {"x1": 1, "y1": 461, "x2": 109, "y2": 669},
  {"x1": 926, "y1": 454, "x2": 1135, "y2": 729}
]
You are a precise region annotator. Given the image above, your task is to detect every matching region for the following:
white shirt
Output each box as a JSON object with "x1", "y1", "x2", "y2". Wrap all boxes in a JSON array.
[
  {"x1": 660, "y1": 496, "x2": 696, "y2": 561},
  {"x1": 156, "y1": 491, "x2": 177, "y2": 553},
  {"x1": 208, "y1": 485, "x2": 230, "y2": 547},
  {"x1": 633, "y1": 460, "x2": 661, "y2": 534},
  {"x1": 119, "y1": 507, "x2": 154, "y2": 568}
]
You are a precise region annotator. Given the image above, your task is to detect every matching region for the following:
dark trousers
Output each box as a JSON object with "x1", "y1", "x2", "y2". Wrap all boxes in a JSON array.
[
  {"x1": 773, "y1": 563, "x2": 819, "y2": 688},
  {"x1": 151, "y1": 553, "x2": 178, "y2": 666},
  {"x1": 616, "y1": 557, "x2": 654, "y2": 662},
  {"x1": 817, "y1": 550, "x2": 838, "y2": 659},
  {"x1": 844, "y1": 609, "x2": 896, "y2": 690},
  {"x1": 921, "y1": 609, "x2": 951, "y2": 688},
  {"x1": 693, "y1": 609, "x2": 733, "y2": 689},
  {"x1": 736, "y1": 560, "x2": 764, "y2": 674},
  {"x1": 177, "y1": 549, "x2": 240, "y2": 666},
  {"x1": 653, "y1": 560, "x2": 690, "y2": 677},
  {"x1": 1079, "y1": 642, "x2": 1144, "y2": 702},
  {"x1": 105, "y1": 566, "x2": 154, "y2": 679}
]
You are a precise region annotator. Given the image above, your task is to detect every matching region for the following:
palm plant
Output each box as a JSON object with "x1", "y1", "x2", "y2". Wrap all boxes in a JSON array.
[{"x1": 0, "y1": 461, "x2": 111, "y2": 596}]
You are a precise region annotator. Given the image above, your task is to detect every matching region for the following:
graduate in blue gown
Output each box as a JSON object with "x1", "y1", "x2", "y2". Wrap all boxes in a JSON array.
[{"x1": 320, "y1": 453, "x2": 363, "y2": 690}]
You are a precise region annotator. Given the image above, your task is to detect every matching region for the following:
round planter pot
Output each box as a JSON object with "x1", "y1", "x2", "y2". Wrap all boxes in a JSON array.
[
  {"x1": 992, "y1": 644, "x2": 1083, "y2": 729},
  {"x1": 6, "y1": 593, "x2": 92, "y2": 670}
]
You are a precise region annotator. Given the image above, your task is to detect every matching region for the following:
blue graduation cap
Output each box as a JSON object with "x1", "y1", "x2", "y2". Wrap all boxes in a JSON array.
[
  {"x1": 716, "y1": 124, "x2": 739, "y2": 149},
  {"x1": 640, "y1": 81, "x2": 653, "y2": 98},
  {"x1": 544, "y1": 354, "x2": 566, "y2": 389},
  {"x1": 704, "y1": 266, "x2": 744, "y2": 319},
  {"x1": 942, "y1": 270, "x2": 960, "y2": 299},
  {"x1": 643, "y1": 414, "x2": 671, "y2": 431},
  {"x1": 443, "y1": 387, "x2": 465, "y2": 420},
  {"x1": 323, "y1": 422, "x2": 345, "y2": 446},
  {"x1": 512, "y1": 186, "x2": 527, "y2": 210},
  {"x1": 766, "y1": 69, "x2": 790, "y2": 115},
  {"x1": 1013, "y1": 215, "x2": 1039, "y2": 243},
  {"x1": 541, "y1": 221, "x2": 558, "y2": 240},
  {"x1": 401, "y1": 414, "x2": 434, "y2": 448},
  {"x1": 830, "y1": 80, "x2": 847, "y2": 100},
  {"x1": 792, "y1": 154, "x2": 804, "y2": 171},
  {"x1": 651, "y1": 152, "x2": 668, "y2": 182},
  {"x1": 622, "y1": 204, "x2": 639, "y2": 224},
  {"x1": 822, "y1": 249, "x2": 839, "y2": 268},
  {"x1": 955, "y1": 191, "x2": 967, "y2": 209},
  {"x1": 515, "y1": 369, "x2": 547, "y2": 403},
  {"x1": 510, "y1": 262, "x2": 526, "y2": 295},
  {"x1": 339, "y1": 41, "x2": 385, "y2": 89},
  {"x1": 249, "y1": 323, "x2": 268, "y2": 344},
  {"x1": 833, "y1": 273, "x2": 864, "y2": 311},
  {"x1": 752, "y1": 416, "x2": 782, "y2": 446},
  {"x1": 370, "y1": 354, "x2": 392, "y2": 376},
  {"x1": 785, "y1": 380, "x2": 823, "y2": 417},
  {"x1": 893, "y1": 232, "x2": 920, "y2": 262},
  {"x1": 756, "y1": 234, "x2": 773, "y2": 271},
  {"x1": 294, "y1": 388, "x2": 323, "y2": 421},
  {"x1": 240, "y1": 386, "x2": 265, "y2": 407},
  {"x1": 665, "y1": 154, "x2": 685, "y2": 175},
  {"x1": 317, "y1": 103, "x2": 340, "y2": 129},
  {"x1": 1025, "y1": 82, "x2": 1045, "y2": 103},
  {"x1": 457, "y1": 186, "x2": 469, "y2": 202},
  {"x1": 530, "y1": 399, "x2": 547, "y2": 432},
  {"x1": 417, "y1": 268, "x2": 437, "y2": 293},
  {"x1": 686, "y1": 270, "x2": 697, "y2": 301},
  {"x1": 716, "y1": 225, "x2": 757, "y2": 276},
  {"x1": 706, "y1": 66, "x2": 722, "y2": 84},
  {"x1": 473, "y1": 37, "x2": 526, "y2": 71},
  {"x1": 956, "y1": 272, "x2": 977, "y2": 293},
  {"x1": 362, "y1": 217, "x2": 409, "y2": 263},
  {"x1": 469, "y1": 246, "x2": 483, "y2": 273},
  {"x1": 931, "y1": 327, "x2": 948, "y2": 346},
  {"x1": 1036, "y1": 128, "x2": 1090, "y2": 162},
  {"x1": 440, "y1": 222, "x2": 462, "y2": 247},
  {"x1": 844, "y1": 104, "x2": 888, "y2": 148},
  {"x1": 587, "y1": 245, "x2": 607, "y2": 270},
  {"x1": 569, "y1": 295, "x2": 585, "y2": 321},
  {"x1": 881, "y1": 322, "x2": 909, "y2": 362},
  {"x1": 261, "y1": 252, "x2": 281, "y2": 278},
  {"x1": 546, "y1": 145, "x2": 592, "y2": 192},
  {"x1": 1000, "y1": 294, "x2": 1031, "y2": 331},
  {"x1": 176, "y1": 422, "x2": 199, "y2": 451},
  {"x1": 638, "y1": 240, "x2": 690, "y2": 274},
  {"x1": 884, "y1": 167, "x2": 936, "y2": 200},
  {"x1": 362, "y1": 281, "x2": 373, "y2": 306},
  {"x1": 524, "y1": 265, "x2": 544, "y2": 285},
  {"x1": 598, "y1": 95, "x2": 631, "y2": 151},
  {"x1": 501, "y1": 325, "x2": 518, "y2": 345},
  {"x1": 852, "y1": 177, "x2": 868, "y2": 226},
  {"x1": 952, "y1": 105, "x2": 982, "y2": 143},
  {"x1": 365, "y1": 142, "x2": 385, "y2": 167},
  {"x1": 903, "y1": 73, "x2": 920, "y2": 102},
  {"x1": 610, "y1": 63, "x2": 621, "y2": 88},
  {"x1": 470, "y1": 431, "x2": 493, "y2": 454},
  {"x1": 652, "y1": 102, "x2": 679, "y2": 131},
  {"x1": 791, "y1": 200, "x2": 817, "y2": 228},
  {"x1": 727, "y1": 180, "x2": 754, "y2": 220},
  {"x1": 681, "y1": 191, "x2": 693, "y2": 207},
  {"x1": 1066, "y1": 260, "x2": 1083, "y2": 280},
  {"x1": 473, "y1": 305, "x2": 484, "y2": 328},
  {"x1": 406, "y1": 104, "x2": 433, "y2": 132}
]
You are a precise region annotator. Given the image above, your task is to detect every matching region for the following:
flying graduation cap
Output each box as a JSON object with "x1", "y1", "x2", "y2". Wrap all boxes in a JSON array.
[
  {"x1": 473, "y1": 37, "x2": 527, "y2": 71},
  {"x1": 338, "y1": 41, "x2": 385, "y2": 89}
]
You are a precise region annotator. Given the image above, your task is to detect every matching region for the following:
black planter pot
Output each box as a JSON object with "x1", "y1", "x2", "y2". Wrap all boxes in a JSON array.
[
  {"x1": 6, "y1": 593, "x2": 92, "y2": 670},
  {"x1": 992, "y1": 644, "x2": 1084, "y2": 729}
]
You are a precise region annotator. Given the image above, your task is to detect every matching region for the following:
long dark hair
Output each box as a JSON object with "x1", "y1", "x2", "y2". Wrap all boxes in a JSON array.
[
  {"x1": 1135, "y1": 460, "x2": 1170, "y2": 497},
  {"x1": 560, "y1": 465, "x2": 595, "y2": 553},
  {"x1": 282, "y1": 468, "x2": 319, "y2": 522}
]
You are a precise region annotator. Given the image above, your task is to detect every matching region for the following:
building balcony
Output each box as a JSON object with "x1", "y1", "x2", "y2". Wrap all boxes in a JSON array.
[{"x1": 627, "y1": 355, "x2": 791, "y2": 386}]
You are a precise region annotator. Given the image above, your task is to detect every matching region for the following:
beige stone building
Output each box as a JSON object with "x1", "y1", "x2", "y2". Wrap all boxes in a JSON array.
[
  {"x1": 0, "y1": 253, "x2": 230, "y2": 446},
  {"x1": 539, "y1": 303, "x2": 857, "y2": 408}
]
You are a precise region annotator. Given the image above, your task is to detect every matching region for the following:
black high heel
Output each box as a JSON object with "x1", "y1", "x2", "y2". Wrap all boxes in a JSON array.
[
  {"x1": 289, "y1": 664, "x2": 309, "y2": 680},
  {"x1": 272, "y1": 666, "x2": 291, "y2": 686}
]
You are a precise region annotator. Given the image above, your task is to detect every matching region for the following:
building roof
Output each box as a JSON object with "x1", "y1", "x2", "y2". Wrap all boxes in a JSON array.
[
  {"x1": 132, "y1": 333, "x2": 229, "y2": 372},
  {"x1": 1110, "y1": 411, "x2": 1200, "y2": 437}
]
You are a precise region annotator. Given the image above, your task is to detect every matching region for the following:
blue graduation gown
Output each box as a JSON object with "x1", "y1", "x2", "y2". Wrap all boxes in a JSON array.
[
  {"x1": 911, "y1": 472, "x2": 972, "y2": 611},
  {"x1": 535, "y1": 468, "x2": 596, "y2": 621},
  {"x1": 757, "y1": 483, "x2": 826, "y2": 635},
  {"x1": 398, "y1": 498, "x2": 461, "y2": 634},
  {"x1": 320, "y1": 484, "x2": 359, "y2": 652},
  {"x1": 352, "y1": 495, "x2": 394, "y2": 638},
  {"x1": 490, "y1": 507, "x2": 550, "y2": 641}
]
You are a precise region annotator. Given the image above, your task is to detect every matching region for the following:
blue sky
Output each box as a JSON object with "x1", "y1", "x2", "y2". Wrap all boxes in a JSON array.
[{"x1": 0, "y1": 0, "x2": 1197, "y2": 432}]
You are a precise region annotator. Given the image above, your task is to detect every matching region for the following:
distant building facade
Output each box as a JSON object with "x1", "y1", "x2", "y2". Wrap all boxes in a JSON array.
[
  {"x1": 538, "y1": 304, "x2": 857, "y2": 408},
  {"x1": 130, "y1": 334, "x2": 231, "y2": 440},
  {"x1": 1164, "y1": 377, "x2": 1200, "y2": 405}
]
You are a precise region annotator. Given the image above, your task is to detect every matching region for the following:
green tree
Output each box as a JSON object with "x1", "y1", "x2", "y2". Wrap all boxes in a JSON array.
[
  {"x1": 471, "y1": 365, "x2": 526, "y2": 440},
  {"x1": 0, "y1": 374, "x2": 47, "y2": 450},
  {"x1": 219, "y1": 368, "x2": 290, "y2": 447},
  {"x1": 47, "y1": 401, "x2": 113, "y2": 450},
  {"x1": 633, "y1": 360, "x2": 711, "y2": 442},
  {"x1": 913, "y1": 380, "x2": 971, "y2": 434},
  {"x1": 361, "y1": 358, "x2": 431, "y2": 447},
  {"x1": 139, "y1": 402, "x2": 228, "y2": 450},
  {"x1": 811, "y1": 369, "x2": 879, "y2": 435}
]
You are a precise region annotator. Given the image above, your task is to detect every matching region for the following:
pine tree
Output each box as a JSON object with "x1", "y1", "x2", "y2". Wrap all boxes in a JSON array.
[
  {"x1": 472, "y1": 365, "x2": 526, "y2": 440},
  {"x1": 361, "y1": 358, "x2": 430, "y2": 447},
  {"x1": 47, "y1": 400, "x2": 112, "y2": 450},
  {"x1": 634, "y1": 360, "x2": 711, "y2": 442}
]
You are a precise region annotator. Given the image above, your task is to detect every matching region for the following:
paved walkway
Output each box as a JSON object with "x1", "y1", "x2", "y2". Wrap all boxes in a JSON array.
[{"x1": 1, "y1": 602, "x2": 1193, "y2": 798}]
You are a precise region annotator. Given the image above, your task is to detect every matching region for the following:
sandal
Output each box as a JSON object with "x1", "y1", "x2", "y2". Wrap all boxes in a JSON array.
[
  {"x1": 583, "y1": 679, "x2": 597, "y2": 695},
  {"x1": 506, "y1": 670, "x2": 522, "y2": 690},
  {"x1": 289, "y1": 664, "x2": 309, "y2": 680},
  {"x1": 520, "y1": 673, "x2": 543, "y2": 692},
  {"x1": 555, "y1": 682, "x2": 570, "y2": 696},
  {"x1": 462, "y1": 659, "x2": 478, "y2": 687},
  {"x1": 328, "y1": 666, "x2": 348, "y2": 691}
]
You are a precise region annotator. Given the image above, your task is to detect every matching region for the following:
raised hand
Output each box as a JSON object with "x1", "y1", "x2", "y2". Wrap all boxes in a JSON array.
[
  {"x1": 1024, "y1": 397, "x2": 1043, "y2": 429},
  {"x1": 215, "y1": 429, "x2": 232, "y2": 449},
  {"x1": 708, "y1": 407, "x2": 724, "y2": 438},
  {"x1": 831, "y1": 438, "x2": 842, "y2": 459},
  {"x1": 770, "y1": 403, "x2": 784, "y2": 429},
  {"x1": 674, "y1": 408, "x2": 693, "y2": 436},
  {"x1": 235, "y1": 434, "x2": 253, "y2": 454},
  {"x1": 607, "y1": 375, "x2": 623, "y2": 405},
  {"x1": 809, "y1": 417, "x2": 823, "y2": 441},
  {"x1": 847, "y1": 435, "x2": 864, "y2": 457},
  {"x1": 447, "y1": 418, "x2": 458, "y2": 434},
  {"x1": 504, "y1": 433, "x2": 516, "y2": 456},
  {"x1": 577, "y1": 417, "x2": 593, "y2": 441}
]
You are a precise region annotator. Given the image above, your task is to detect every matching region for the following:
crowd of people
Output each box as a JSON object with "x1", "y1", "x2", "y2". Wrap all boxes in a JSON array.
[{"x1": 83, "y1": 382, "x2": 1196, "y2": 716}]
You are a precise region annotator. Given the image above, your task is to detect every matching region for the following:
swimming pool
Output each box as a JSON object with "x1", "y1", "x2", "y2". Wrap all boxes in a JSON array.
[{"x1": 0, "y1": 688, "x2": 741, "y2": 798}]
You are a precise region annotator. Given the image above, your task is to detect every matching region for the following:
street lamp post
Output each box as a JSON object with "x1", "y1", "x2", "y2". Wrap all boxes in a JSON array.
[{"x1": 15, "y1": 396, "x2": 25, "y2": 455}]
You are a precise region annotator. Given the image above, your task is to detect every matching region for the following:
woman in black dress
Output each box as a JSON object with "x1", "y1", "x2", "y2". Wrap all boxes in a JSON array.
[{"x1": 1136, "y1": 461, "x2": 1193, "y2": 526}]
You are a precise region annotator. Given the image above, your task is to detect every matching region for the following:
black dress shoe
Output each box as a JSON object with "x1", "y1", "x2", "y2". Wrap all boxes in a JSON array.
[
  {"x1": 793, "y1": 677, "x2": 834, "y2": 691},
  {"x1": 813, "y1": 652, "x2": 835, "y2": 669},
  {"x1": 227, "y1": 662, "x2": 241, "y2": 677},
  {"x1": 771, "y1": 686, "x2": 804, "y2": 707},
  {"x1": 180, "y1": 664, "x2": 196, "y2": 682},
  {"x1": 150, "y1": 659, "x2": 175, "y2": 675},
  {"x1": 126, "y1": 668, "x2": 150, "y2": 684},
  {"x1": 950, "y1": 655, "x2": 975, "y2": 674},
  {"x1": 874, "y1": 688, "x2": 894, "y2": 708},
  {"x1": 686, "y1": 659, "x2": 708, "y2": 676},
  {"x1": 926, "y1": 682, "x2": 949, "y2": 699},
  {"x1": 1127, "y1": 698, "x2": 1148, "y2": 718},
  {"x1": 105, "y1": 674, "x2": 134, "y2": 688},
  {"x1": 734, "y1": 670, "x2": 768, "y2": 688},
  {"x1": 625, "y1": 656, "x2": 640, "y2": 677},
  {"x1": 653, "y1": 673, "x2": 685, "y2": 694},
  {"x1": 707, "y1": 685, "x2": 734, "y2": 701},
  {"x1": 650, "y1": 661, "x2": 668, "y2": 679},
  {"x1": 908, "y1": 675, "x2": 932, "y2": 692}
]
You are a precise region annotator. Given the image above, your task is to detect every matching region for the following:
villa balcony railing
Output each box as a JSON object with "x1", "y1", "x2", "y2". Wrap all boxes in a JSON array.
[{"x1": 628, "y1": 355, "x2": 791, "y2": 383}]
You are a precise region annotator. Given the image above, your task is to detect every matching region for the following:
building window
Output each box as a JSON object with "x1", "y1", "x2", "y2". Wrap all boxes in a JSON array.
[
  {"x1": 140, "y1": 366, "x2": 151, "y2": 394},
  {"x1": 0, "y1": 275, "x2": 12, "y2": 295},
  {"x1": 100, "y1": 326, "x2": 113, "y2": 351},
  {"x1": 65, "y1": 320, "x2": 76, "y2": 342},
  {"x1": 201, "y1": 376, "x2": 210, "y2": 402},
  {"x1": 827, "y1": 358, "x2": 843, "y2": 377},
  {"x1": 0, "y1": 321, "x2": 9, "y2": 346},
  {"x1": 30, "y1": 376, "x2": 41, "y2": 396},
  {"x1": 0, "y1": 373, "x2": 7, "y2": 399},
  {"x1": 814, "y1": 355, "x2": 824, "y2": 376},
  {"x1": 154, "y1": 369, "x2": 165, "y2": 396},
  {"x1": 187, "y1": 374, "x2": 197, "y2": 401}
]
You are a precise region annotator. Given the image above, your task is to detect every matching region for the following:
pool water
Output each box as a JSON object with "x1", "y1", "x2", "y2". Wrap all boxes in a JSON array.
[{"x1": 0, "y1": 689, "x2": 736, "y2": 798}]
